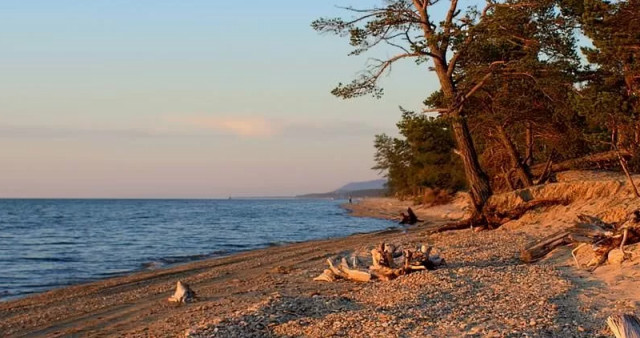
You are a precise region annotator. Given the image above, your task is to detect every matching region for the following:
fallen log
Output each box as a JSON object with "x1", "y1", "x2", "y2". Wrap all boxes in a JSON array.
[
  {"x1": 530, "y1": 149, "x2": 632, "y2": 175},
  {"x1": 607, "y1": 314, "x2": 640, "y2": 338},
  {"x1": 520, "y1": 230, "x2": 570, "y2": 263}
]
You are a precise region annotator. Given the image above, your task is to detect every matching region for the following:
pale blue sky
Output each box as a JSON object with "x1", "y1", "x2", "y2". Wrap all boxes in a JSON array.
[{"x1": 0, "y1": 1, "x2": 440, "y2": 198}]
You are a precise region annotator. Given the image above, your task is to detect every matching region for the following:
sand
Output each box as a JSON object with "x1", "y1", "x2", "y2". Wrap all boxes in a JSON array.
[{"x1": 2, "y1": 170, "x2": 640, "y2": 337}]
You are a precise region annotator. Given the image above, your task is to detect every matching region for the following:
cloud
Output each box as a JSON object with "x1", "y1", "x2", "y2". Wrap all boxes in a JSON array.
[
  {"x1": 0, "y1": 116, "x2": 392, "y2": 141},
  {"x1": 169, "y1": 116, "x2": 278, "y2": 137},
  {"x1": 281, "y1": 121, "x2": 392, "y2": 138},
  {"x1": 166, "y1": 114, "x2": 395, "y2": 139}
]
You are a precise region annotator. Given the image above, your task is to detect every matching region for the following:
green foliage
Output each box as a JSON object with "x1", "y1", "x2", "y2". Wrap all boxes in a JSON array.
[
  {"x1": 575, "y1": 0, "x2": 640, "y2": 150},
  {"x1": 373, "y1": 111, "x2": 466, "y2": 196},
  {"x1": 317, "y1": 0, "x2": 640, "y2": 198}
]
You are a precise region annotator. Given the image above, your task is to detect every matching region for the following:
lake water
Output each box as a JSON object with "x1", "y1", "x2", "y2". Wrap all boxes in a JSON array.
[{"x1": 0, "y1": 199, "x2": 393, "y2": 300}]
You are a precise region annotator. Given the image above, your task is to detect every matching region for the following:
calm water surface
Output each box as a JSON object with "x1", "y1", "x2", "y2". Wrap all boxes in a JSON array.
[{"x1": 0, "y1": 199, "x2": 394, "y2": 300}]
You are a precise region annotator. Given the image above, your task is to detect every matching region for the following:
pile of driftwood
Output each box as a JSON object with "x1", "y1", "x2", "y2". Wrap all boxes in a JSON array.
[
  {"x1": 521, "y1": 210, "x2": 640, "y2": 269},
  {"x1": 314, "y1": 242, "x2": 445, "y2": 283}
]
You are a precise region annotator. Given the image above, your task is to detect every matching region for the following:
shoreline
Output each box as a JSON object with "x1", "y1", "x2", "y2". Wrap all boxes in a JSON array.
[
  {"x1": 2, "y1": 185, "x2": 640, "y2": 336},
  {"x1": 0, "y1": 199, "x2": 392, "y2": 303},
  {"x1": 0, "y1": 206, "x2": 415, "y2": 337}
]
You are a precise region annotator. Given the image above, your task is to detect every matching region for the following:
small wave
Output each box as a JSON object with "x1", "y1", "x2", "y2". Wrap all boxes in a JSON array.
[
  {"x1": 267, "y1": 241, "x2": 291, "y2": 247},
  {"x1": 158, "y1": 253, "x2": 212, "y2": 265},
  {"x1": 219, "y1": 243, "x2": 250, "y2": 249},
  {"x1": 45, "y1": 241, "x2": 77, "y2": 245},
  {"x1": 21, "y1": 257, "x2": 76, "y2": 263},
  {"x1": 97, "y1": 270, "x2": 132, "y2": 278},
  {"x1": 141, "y1": 261, "x2": 164, "y2": 270},
  {"x1": 142, "y1": 250, "x2": 232, "y2": 268}
]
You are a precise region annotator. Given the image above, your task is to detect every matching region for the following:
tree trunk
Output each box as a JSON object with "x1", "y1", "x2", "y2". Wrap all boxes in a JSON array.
[
  {"x1": 496, "y1": 125, "x2": 533, "y2": 188},
  {"x1": 432, "y1": 57, "x2": 492, "y2": 214},
  {"x1": 525, "y1": 121, "x2": 534, "y2": 166},
  {"x1": 450, "y1": 114, "x2": 492, "y2": 213}
]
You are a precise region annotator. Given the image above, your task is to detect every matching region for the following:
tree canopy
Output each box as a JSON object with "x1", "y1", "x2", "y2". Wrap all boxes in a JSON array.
[{"x1": 315, "y1": 0, "x2": 640, "y2": 209}]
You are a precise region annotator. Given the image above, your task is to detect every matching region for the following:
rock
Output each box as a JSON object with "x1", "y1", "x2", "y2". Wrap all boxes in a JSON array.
[
  {"x1": 168, "y1": 281, "x2": 196, "y2": 304},
  {"x1": 608, "y1": 249, "x2": 625, "y2": 265}
]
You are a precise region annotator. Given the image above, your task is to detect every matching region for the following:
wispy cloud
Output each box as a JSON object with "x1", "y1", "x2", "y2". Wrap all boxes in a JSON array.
[
  {"x1": 0, "y1": 116, "x2": 393, "y2": 141},
  {"x1": 168, "y1": 116, "x2": 278, "y2": 138},
  {"x1": 167, "y1": 114, "x2": 392, "y2": 139}
]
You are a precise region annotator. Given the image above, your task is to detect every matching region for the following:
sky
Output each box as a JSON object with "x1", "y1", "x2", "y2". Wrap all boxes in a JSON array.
[{"x1": 0, "y1": 1, "x2": 441, "y2": 198}]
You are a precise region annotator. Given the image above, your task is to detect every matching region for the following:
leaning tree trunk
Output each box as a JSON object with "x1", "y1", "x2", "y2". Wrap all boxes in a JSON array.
[
  {"x1": 497, "y1": 125, "x2": 533, "y2": 188},
  {"x1": 450, "y1": 114, "x2": 492, "y2": 214},
  {"x1": 434, "y1": 65, "x2": 492, "y2": 214},
  {"x1": 432, "y1": 56, "x2": 492, "y2": 215}
]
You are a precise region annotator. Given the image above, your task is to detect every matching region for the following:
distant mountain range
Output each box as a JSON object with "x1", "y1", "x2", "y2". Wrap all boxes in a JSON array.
[
  {"x1": 335, "y1": 179, "x2": 386, "y2": 192},
  {"x1": 297, "y1": 179, "x2": 387, "y2": 199}
]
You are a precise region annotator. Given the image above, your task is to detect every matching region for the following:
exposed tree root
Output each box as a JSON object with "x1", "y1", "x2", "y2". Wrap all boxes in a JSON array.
[{"x1": 433, "y1": 198, "x2": 569, "y2": 233}]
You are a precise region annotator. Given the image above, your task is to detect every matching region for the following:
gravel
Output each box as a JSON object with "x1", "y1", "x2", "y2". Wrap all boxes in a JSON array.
[{"x1": 190, "y1": 229, "x2": 612, "y2": 337}]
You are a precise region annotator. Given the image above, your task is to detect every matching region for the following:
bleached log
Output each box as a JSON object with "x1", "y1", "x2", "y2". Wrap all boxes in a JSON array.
[
  {"x1": 607, "y1": 314, "x2": 640, "y2": 338},
  {"x1": 370, "y1": 266, "x2": 401, "y2": 281},
  {"x1": 371, "y1": 248, "x2": 384, "y2": 269},
  {"x1": 168, "y1": 281, "x2": 196, "y2": 304},
  {"x1": 339, "y1": 257, "x2": 371, "y2": 282},
  {"x1": 313, "y1": 269, "x2": 336, "y2": 282},
  {"x1": 326, "y1": 258, "x2": 347, "y2": 279}
]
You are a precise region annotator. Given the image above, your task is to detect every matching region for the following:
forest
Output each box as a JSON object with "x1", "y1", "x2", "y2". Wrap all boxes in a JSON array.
[{"x1": 313, "y1": 0, "x2": 639, "y2": 215}]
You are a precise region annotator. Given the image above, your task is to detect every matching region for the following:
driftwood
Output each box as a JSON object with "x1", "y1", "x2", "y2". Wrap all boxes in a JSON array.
[
  {"x1": 520, "y1": 230, "x2": 570, "y2": 263},
  {"x1": 607, "y1": 314, "x2": 640, "y2": 338},
  {"x1": 319, "y1": 257, "x2": 371, "y2": 282},
  {"x1": 314, "y1": 242, "x2": 444, "y2": 283},
  {"x1": 168, "y1": 281, "x2": 196, "y2": 304},
  {"x1": 313, "y1": 269, "x2": 336, "y2": 282},
  {"x1": 369, "y1": 242, "x2": 445, "y2": 281},
  {"x1": 400, "y1": 207, "x2": 421, "y2": 225},
  {"x1": 521, "y1": 211, "x2": 640, "y2": 269},
  {"x1": 339, "y1": 257, "x2": 372, "y2": 282}
]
